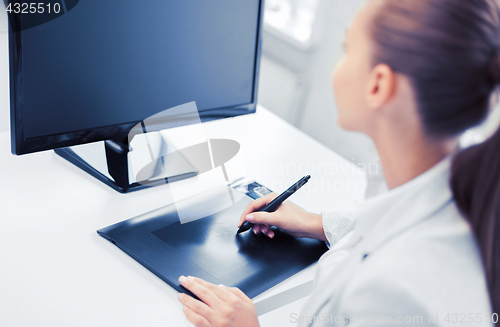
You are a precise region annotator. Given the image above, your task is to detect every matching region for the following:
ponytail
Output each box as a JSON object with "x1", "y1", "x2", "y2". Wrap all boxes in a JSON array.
[
  {"x1": 451, "y1": 124, "x2": 500, "y2": 316},
  {"x1": 452, "y1": 52, "x2": 500, "y2": 316}
]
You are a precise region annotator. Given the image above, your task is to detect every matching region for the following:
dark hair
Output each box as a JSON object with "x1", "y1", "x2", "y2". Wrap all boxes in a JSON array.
[{"x1": 369, "y1": 0, "x2": 500, "y2": 317}]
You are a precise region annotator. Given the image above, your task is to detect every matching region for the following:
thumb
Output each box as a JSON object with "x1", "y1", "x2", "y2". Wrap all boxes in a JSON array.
[{"x1": 246, "y1": 211, "x2": 280, "y2": 227}]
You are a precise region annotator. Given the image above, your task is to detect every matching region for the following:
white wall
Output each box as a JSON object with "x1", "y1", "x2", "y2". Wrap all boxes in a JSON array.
[
  {"x1": 257, "y1": 56, "x2": 303, "y2": 124},
  {"x1": 296, "y1": 0, "x2": 378, "y2": 164}
]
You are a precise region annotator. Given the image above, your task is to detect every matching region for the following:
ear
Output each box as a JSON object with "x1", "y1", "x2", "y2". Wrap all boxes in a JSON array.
[{"x1": 366, "y1": 64, "x2": 395, "y2": 110}]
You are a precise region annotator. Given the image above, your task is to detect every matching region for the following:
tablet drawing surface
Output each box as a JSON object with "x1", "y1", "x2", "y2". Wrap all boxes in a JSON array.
[
  {"x1": 151, "y1": 198, "x2": 295, "y2": 279},
  {"x1": 98, "y1": 182, "x2": 328, "y2": 298}
]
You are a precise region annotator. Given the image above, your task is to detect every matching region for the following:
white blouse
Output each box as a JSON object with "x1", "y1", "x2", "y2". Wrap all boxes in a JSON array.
[{"x1": 299, "y1": 157, "x2": 493, "y2": 326}]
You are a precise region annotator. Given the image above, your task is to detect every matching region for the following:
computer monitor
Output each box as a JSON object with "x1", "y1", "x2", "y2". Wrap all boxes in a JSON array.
[{"x1": 8, "y1": 0, "x2": 264, "y2": 192}]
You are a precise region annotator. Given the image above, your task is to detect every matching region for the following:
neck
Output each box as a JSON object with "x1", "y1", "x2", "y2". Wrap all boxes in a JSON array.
[{"x1": 372, "y1": 128, "x2": 458, "y2": 190}]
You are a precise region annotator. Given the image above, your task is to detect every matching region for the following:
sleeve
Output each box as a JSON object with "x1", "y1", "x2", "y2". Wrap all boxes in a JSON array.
[
  {"x1": 321, "y1": 158, "x2": 386, "y2": 248},
  {"x1": 321, "y1": 210, "x2": 356, "y2": 248}
]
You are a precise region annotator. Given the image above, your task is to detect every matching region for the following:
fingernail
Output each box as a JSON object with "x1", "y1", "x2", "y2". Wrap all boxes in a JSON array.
[
  {"x1": 183, "y1": 305, "x2": 187, "y2": 312},
  {"x1": 187, "y1": 276, "x2": 195, "y2": 281},
  {"x1": 179, "y1": 275, "x2": 187, "y2": 283},
  {"x1": 178, "y1": 293, "x2": 184, "y2": 300},
  {"x1": 246, "y1": 214, "x2": 254, "y2": 222},
  {"x1": 253, "y1": 228, "x2": 258, "y2": 234},
  {"x1": 269, "y1": 232, "x2": 274, "y2": 238}
]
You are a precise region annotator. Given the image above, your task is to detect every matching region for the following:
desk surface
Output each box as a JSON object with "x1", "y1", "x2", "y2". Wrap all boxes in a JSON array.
[{"x1": 0, "y1": 106, "x2": 365, "y2": 327}]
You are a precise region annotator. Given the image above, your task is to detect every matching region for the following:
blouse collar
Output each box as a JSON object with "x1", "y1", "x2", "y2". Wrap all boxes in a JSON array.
[{"x1": 352, "y1": 155, "x2": 454, "y2": 254}]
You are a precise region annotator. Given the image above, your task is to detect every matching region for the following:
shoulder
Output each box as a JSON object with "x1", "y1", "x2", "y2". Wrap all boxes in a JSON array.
[{"x1": 339, "y1": 201, "x2": 492, "y2": 324}]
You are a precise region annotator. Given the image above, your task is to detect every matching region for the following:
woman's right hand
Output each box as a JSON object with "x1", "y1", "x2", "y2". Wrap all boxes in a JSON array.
[{"x1": 237, "y1": 193, "x2": 328, "y2": 241}]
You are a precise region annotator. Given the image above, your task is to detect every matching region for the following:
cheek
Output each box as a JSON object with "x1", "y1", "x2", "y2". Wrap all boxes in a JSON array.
[
  {"x1": 333, "y1": 58, "x2": 355, "y2": 129},
  {"x1": 332, "y1": 56, "x2": 367, "y2": 131}
]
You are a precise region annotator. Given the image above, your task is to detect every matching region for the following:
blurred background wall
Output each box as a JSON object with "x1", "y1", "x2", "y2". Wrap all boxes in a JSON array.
[
  {"x1": 0, "y1": 0, "x2": 499, "y2": 164},
  {"x1": 258, "y1": 0, "x2": 376, "y2": 165}
]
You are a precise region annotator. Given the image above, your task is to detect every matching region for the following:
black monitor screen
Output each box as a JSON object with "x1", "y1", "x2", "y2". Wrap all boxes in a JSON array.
[{"x1": 10, "y1": 0, "x2": 262, "y2": 153}]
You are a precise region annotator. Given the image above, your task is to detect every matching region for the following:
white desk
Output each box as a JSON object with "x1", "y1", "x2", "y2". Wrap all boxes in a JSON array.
[{"x1": 0, "y1": 106, "x2": 365, "y2": 327}]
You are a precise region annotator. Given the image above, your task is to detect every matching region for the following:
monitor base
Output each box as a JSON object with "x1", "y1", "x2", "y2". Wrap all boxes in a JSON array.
[{"x1": 54, "y1": 134, "x2": 198, "y2": 193}]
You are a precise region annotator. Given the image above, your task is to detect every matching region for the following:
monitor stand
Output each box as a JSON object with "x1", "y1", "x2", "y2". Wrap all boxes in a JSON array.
[{"x1": 54, "y1": 132, "x2": 198, "y2": 193}]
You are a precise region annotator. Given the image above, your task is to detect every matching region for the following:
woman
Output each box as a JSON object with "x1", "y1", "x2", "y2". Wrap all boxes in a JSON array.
[{"x1": 177, "y1": 0, "x2": 500, "y2": 325}]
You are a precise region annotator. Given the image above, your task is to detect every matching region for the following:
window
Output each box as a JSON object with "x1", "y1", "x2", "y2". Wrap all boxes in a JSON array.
[{"x1": 264, "y1": 0, "x2": 321, "y2": 46}]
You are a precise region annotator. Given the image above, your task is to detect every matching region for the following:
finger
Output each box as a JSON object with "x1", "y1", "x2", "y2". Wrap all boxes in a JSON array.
[
  {"x1": 252, "y1": 224, "x2": 260, "y2": 234},
  {"x1": 182, "y1": 306, "x2": 212, "y2": 327},
  {"x1": 191, "y1": 277, "x2": 235, "y2": 302},
  {"x1": 238, "y1": 193, "x2": 277, "y2": 226},
  {"x1": 262, "y1": 226, "x2": 274, "y2": 238},
  {"x1": 261, "y1": 224, "x2": 269, "y2": 235},
  {"x1": 264, "y1": 224, "x2": 275, "y2": 238},
  {"x1": 178, "y1": 292, "x2": 214, "y2": 321},
  {"x1": 239, "y1": 198, "x2": 268, "y2": 225},
  {"x1": 224, "y1": 286, "x2": 252, "y2": 303},
  {"x1": 179, "y1": 276, "x2": 221, "y2": 307},
  {"x1": 246, "y1": 211, "x2": 280, "y2": 227}
]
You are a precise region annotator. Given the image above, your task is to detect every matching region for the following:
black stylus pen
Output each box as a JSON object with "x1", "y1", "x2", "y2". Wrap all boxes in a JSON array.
[{"x1": 237, "y1": 175, "x2": 311, "y2": 234}]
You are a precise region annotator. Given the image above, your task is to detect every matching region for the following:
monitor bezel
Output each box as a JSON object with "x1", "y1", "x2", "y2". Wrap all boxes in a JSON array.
[{"x1": 10, "y1": 1, "x2": 264, "y2": 155}]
